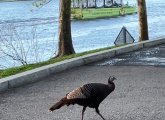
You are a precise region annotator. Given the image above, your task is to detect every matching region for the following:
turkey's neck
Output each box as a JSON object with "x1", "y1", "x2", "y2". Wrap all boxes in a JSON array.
[
  {"x1": 108, "y1": 81, "x2": 114, "y2": 85},
  {"x1": 108, "y1": 82, "x2": 115, "y2": 90}
]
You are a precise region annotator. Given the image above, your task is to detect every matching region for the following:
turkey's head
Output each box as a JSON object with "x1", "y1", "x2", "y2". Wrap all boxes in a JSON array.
[{"x1": 108, "y1": 76, "x2": 116, "y2": 84}]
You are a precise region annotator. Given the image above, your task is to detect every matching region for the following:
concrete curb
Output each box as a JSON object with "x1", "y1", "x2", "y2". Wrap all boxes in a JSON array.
[{"x1": 1, "y1": 38, "x2": 165, "y2": 92}]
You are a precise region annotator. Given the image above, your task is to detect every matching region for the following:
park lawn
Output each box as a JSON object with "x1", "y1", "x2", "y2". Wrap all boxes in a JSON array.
[{"x1": 71, "y1": 7, "x2": 136, "y2": 20}]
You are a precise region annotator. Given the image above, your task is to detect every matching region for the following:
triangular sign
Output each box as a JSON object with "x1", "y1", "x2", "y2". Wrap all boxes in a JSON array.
[{"x1": 114, "y1": 26, "x2": 135, "y2": 46}]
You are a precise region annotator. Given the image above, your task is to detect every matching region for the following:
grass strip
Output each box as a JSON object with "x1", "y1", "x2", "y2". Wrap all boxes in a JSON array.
[{"x1": 0, "y1": 46, "x2": 118, "y2": 79}]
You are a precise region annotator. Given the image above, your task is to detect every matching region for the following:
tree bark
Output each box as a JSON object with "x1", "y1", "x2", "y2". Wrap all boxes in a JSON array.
[
  {"x1": 103, "y1": 0, "x2": 105, "y2": 7},
  {"x1": 120, "y1": 0, "x2": 123, "y2": 6},
  {"x1": 56, "y1": 0, "x2": 75, "y2": 57},
  {"x1": 95, "y1": 0, "x2": 97, "y2": 8},
  {"x1": 137, "y1": 0, "x2": 149, "y2": 42}
]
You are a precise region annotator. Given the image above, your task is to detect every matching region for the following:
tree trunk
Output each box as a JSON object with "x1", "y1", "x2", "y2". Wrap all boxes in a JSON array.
[
  {"x1": 137, "y1": 0, "x2": 149, "y2": 42},
  {"x1": 72, "y1": 0, "x2": 75, "y2": 8},
  {"x1": 56, "y1": 0, "x2": 75, "y2": 57},
  {"x1": 95, "y1": 0, "x2": 97, "y2": 8},
  {"x1": 120, "y1": 0, "x2": 123, "y2": 6},
  {"x1": 103, "y1": 0, "x2": 105, "y2": 7},
  {"x1": 78, "y1": 0, "x2": 80, "y2": 7}
]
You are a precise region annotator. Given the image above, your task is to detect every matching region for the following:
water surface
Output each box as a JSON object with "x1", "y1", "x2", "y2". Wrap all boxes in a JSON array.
[{"x1": 0, "y1": 0, "x2": 165, "y2": 68}]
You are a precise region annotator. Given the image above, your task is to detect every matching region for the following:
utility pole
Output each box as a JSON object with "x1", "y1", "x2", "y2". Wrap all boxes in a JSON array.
[{"x1": 137, "y1": 0, "x2": 149, "y2": 42}]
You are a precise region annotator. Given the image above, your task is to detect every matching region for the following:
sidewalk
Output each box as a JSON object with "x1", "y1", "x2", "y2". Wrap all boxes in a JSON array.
[
  {"x1": 93, "y1": 43, "x2": 165, "y2": 66},
  {"x1": 0, "y1": 44, "x2": 165, "y2": 120}
]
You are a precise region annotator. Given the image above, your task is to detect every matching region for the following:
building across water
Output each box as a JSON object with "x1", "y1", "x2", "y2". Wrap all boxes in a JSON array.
[{"x1": 71, "y1": 0, "x2": 123, "y2": 8}]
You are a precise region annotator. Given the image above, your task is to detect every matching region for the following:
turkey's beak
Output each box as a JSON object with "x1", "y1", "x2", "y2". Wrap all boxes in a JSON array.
[{"x1": 112, "y1": 77, "x2": 117, "y2": 81}]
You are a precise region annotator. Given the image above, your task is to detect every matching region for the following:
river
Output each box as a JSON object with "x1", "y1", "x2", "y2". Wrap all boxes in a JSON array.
[{"x1": 0, "y1": 0, "x2": 165, "y2": 69}]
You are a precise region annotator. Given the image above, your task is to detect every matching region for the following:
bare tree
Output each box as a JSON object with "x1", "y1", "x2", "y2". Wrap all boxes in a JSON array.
[
  {"x1": 0, "y1": 24, "x2": 28, "y2": 65},
  {"x1": 137, "y1": 0, "x2": 149, "y2": 41},
  {"x1": 55, "y1": 0, "x2": 75, "y2": 57},
  {"x1": 0, "y1": 23, "x2": 56, "y2": 68}
]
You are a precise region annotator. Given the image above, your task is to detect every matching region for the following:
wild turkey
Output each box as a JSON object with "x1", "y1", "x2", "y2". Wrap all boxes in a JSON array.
[{"x1": 49, "y1": 76, "x2": 116, "y2": 120}]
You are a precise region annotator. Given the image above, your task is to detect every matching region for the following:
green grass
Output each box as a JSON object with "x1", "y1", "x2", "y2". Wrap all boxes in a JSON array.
[
  {"x1": 0, "y1": 46, "x2": 118, "y2": 79},
  {"x1": 71, "y1": 6, "x2": 137, "y2": 20}
]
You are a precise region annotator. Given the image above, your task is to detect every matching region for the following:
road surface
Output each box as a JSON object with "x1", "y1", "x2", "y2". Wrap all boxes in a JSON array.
[{"x1": 0, "y1": 44, "x2": 165, "y2": 120}]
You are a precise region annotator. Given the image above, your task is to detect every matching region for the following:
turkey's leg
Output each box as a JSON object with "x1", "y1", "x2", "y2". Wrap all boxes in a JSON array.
[
  {"x1": 95, "y1": 108, "x2": 106, "y2": 120},
  {"x1": 81, "y1": 107, "x2": 86, "y2": 120}
]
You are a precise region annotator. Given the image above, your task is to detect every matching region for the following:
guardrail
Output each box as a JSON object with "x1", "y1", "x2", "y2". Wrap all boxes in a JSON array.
[{"x1": 0, "y1": 37, "x2": 165, "y2": 92}]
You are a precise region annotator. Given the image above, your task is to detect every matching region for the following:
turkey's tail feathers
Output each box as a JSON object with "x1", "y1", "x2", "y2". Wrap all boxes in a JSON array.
[{"x1": 49, "y1": 97, "x2": 67, "y2": 112}]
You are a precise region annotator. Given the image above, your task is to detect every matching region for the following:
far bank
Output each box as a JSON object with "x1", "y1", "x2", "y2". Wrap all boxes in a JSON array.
[{"x1": 71, "y1": 6, "x2": 137, "y2": 20}]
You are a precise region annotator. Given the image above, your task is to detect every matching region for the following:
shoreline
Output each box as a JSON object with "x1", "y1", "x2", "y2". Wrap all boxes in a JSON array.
[
  {"x1": 71, "y1": 6, "x2": 137, "y2": 20},
  {"x1": 71, "y1": 12, "x2": 137, "y2": 21}
]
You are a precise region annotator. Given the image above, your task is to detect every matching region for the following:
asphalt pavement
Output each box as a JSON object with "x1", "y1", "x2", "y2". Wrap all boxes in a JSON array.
[{"x1": 0, "y1": 44, "x2": 165, "y2": 120}]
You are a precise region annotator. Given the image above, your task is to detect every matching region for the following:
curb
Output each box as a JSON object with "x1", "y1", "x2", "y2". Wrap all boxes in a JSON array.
[{"x1": 1, "y1": 38, "x2": 165, "y2": 92}]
